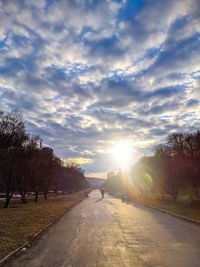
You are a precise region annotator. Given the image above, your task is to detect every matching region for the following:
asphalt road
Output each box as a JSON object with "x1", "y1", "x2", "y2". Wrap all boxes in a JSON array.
[{"x1": 5, "y1": 190, "x2": 200, "y2": 267}]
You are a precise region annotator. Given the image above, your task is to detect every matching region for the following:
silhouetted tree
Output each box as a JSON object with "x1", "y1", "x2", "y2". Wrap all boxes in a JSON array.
[
  {"x1": 0, "y1": 112, "x2": 29, "y2": 207},
  {"x1": 15, "y1": 136, "x2": 40, "y2": 203},
  {"x1": 56, "y1": 162, "x2": 89, "y2": 193}
]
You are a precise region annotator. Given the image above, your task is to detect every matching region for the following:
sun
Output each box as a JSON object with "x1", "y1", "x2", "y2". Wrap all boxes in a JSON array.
[{"x1": 111, "y1": 140, "x2": 133, "y2": 170}]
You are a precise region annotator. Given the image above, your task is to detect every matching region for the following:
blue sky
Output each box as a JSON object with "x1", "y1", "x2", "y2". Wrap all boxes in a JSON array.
[{"x1": 0, "y1": 0, "x2": 200, "y2": 178}]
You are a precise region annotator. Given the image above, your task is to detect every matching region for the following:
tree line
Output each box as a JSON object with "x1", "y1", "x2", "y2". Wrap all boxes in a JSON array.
[
  {"x1": 0, "y1": 111, "x2": 89, "y2": 208},
  {"x1": 104, "y1": 132, "x2": 200, "y2": 201}
]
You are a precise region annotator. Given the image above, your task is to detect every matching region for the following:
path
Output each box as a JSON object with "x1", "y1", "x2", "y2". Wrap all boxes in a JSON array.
[{"x1": 5, "y1": 190, "x2": 200, "y2": 267}]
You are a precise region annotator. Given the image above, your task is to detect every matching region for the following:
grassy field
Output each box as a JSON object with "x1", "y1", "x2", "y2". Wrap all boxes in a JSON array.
[
  {"x1": 141, "y1": 197, "x2": 200, "y2": 222},
  {"x1": 0, "y1": 192, "x2": 85, "y2": 260}
]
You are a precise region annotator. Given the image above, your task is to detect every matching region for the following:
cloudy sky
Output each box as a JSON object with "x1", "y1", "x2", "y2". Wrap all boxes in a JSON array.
[{"x1": 0, "y1": 0, "x2": 200, "y2": 178}]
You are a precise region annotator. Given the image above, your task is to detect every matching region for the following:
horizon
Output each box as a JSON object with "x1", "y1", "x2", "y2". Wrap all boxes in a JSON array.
[{"x1": 0, "y1": 0, "x2": 200, "y2": 178}]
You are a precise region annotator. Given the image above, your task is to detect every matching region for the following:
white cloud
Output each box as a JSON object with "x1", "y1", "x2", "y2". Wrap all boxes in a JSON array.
[{"x1": 0, "y1": 0, "x2": 200, "y2": 176}]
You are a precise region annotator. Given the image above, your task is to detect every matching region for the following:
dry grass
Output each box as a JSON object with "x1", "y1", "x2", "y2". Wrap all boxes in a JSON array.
[{"x1": 0, "y1": 192, "x2": 84, "y2": 260}]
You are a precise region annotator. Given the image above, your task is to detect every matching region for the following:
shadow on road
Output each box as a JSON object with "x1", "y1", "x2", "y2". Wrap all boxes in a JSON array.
[
  {"x1": 121, "y1": 199, "x2": 131, "y2": 204},
  {"x1": 95, "y1": 198, "x2": 103, "y2": 203}
]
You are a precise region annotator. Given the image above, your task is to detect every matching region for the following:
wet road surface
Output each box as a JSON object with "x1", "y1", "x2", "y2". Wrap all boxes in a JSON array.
[{"x1": 5, "y1": 190, "x2": 200, "y2": 267}]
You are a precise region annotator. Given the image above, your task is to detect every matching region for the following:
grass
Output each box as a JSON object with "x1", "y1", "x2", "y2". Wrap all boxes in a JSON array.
[
  {"x1": 0, "y1": 192, "x2": 85, "y2": 260},
  {"x1": 140, "y1": 196, "x2": 200, "y2": 222}
]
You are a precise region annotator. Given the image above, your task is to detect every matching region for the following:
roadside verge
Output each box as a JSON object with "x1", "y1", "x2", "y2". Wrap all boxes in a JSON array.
[
  {"x1": 109, "y1": 192, "x2": 200, "y2": 226},
  {"x1": 0, "y1": 192, "x2": 85, "y2": 266},
  {"x1": 133, "y1": 199, "x2": 200, "y2": 226}
]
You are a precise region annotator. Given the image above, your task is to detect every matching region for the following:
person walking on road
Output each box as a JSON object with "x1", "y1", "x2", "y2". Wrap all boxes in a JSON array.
[{"x1": 100, "y1": 188, "x2": 105, "y2": 199}]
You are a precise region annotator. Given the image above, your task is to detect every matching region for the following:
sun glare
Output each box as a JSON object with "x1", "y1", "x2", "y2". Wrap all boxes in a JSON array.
[{"x1": 111, "y1": 140, "x2": 133, "y2": 170}]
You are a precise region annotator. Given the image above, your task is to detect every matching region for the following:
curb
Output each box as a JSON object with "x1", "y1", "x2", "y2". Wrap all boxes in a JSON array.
[
  {"x1": 0, "y1": 197, "x2": 84, "y2": 266},
  {"x1": 134, "y1": 200, "x2": 200, "y2": 226}
]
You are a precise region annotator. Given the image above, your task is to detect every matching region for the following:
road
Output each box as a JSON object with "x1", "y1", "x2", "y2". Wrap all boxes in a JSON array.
[{"x1": 5, "y1": 190, "x2": 200, "y2": 267}]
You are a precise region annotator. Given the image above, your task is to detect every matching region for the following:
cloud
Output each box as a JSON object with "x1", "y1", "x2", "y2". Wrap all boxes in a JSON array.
[
  {"x1": 67, "y1": 157, "x2": 93, "y2": 165},
  {"x1": 0, "y1": 0, "x2": 200, "y2": 178}
]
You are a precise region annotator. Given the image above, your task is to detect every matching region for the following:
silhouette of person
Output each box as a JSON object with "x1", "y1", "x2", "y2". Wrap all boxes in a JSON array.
[{"x1": 100, "y1": 188, "x2": 105, "y2": 199}]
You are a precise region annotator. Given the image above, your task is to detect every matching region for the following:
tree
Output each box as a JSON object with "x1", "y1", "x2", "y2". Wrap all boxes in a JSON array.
[
  {"x1": 56, "y1": 161, "x2": 89, "y2": 193},
  {"x1": 0, "y1": 111, "x2": 89, "y2": 207},
  {"x1": 154, "y1": 143, "x2": 182, "y2": 201},
  {"x1": 142, "y1": 132, "x2": 200, "y2": 201},
  {"x1": 15, "y1": 136, "x2": 40, "y2": 203},
  {"x1": 0, "y1": 112, "x2": 29, "y2": 208},
  {"x1": 103, "y1": 171, "x2": 123, "y2": 195},
  {"x1": 39, "y1": 153, "x2": 59, "y2": 200}
]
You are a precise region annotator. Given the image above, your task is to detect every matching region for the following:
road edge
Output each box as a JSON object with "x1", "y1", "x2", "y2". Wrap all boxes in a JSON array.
[
  {"x1": 134, "y1": 199, "x2": 200, "y2": 226},
  {"x1": 0, "y1": 196, "x2": 85, "y2": 266},
  {"x1": 108, "y1": 192, "x2": 200, "y2": 226}
]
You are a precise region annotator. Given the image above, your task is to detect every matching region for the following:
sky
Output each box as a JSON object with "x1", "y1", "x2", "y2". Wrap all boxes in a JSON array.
[{"x1": 0, "y1": 0, "x2": 200, "y2": 178}]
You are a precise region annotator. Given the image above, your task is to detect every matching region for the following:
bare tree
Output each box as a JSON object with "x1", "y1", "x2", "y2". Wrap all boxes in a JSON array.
[{"x1": 0, "y1": 112, "x2": 28, "y2": 208}]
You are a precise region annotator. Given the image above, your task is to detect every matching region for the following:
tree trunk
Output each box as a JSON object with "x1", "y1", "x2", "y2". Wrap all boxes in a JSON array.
[
  {"x1": 188, "y1": 185, "x2": 196, "y2": 202},
  {"x1": 44, "y1": 192, "x2": 47, "y2": 200},
  {"x1": 4, "y1": 190, "x2": 13, "y2": 208},
  {"x1": 35, "y1": 193, "x2": 38, "y2": 202},
  {"x1": 4, "y1": 195, "x2": 10, "y2": 208},
  {"x1": 21, "y1": 192, "x2": 26, "y2": 204},
  {"x1": 172, "y1": 192, "x2": 178, "y2": 201}
]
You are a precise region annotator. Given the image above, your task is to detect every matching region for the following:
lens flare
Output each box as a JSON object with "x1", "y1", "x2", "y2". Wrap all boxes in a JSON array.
[{"x1": 111, "y1": 140, "x2": 133, "y2": 170}]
